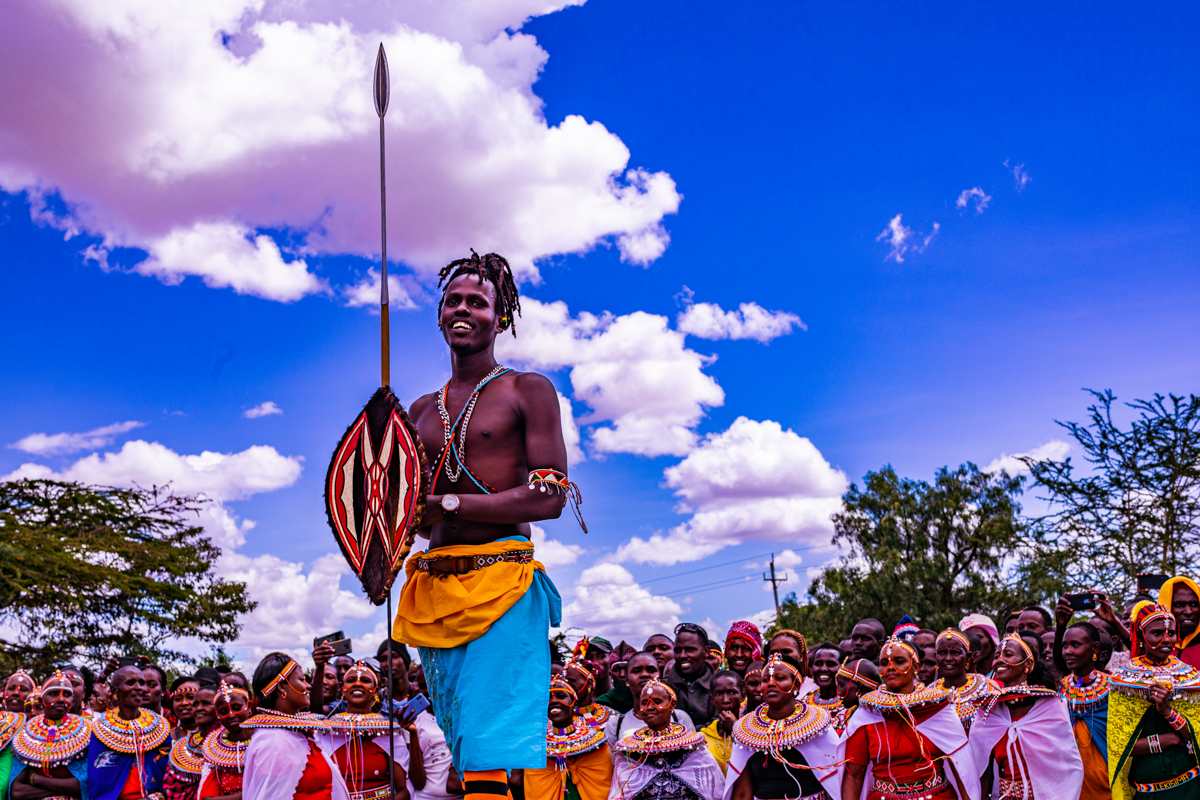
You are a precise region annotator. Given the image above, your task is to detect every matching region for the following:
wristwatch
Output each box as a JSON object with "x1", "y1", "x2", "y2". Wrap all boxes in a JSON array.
[{"x1": 441, "y1": 494, "x2": 460, "y2": 521}]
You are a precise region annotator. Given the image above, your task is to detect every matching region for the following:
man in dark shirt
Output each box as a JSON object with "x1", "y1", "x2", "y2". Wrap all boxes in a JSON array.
[{"x1": 662, "y1": 622, "x2": 716, "y2": 727}]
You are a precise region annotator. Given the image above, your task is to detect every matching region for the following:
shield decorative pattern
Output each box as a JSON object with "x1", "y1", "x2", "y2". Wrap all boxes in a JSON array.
[{"x1": 325, "y1": 386, "x2": 428, "y2": 604}]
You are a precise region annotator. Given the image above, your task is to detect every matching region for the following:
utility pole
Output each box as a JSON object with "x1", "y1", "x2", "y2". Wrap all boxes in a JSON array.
[{"x1": 763, "y1": 553, "x2": 789, "y2": 622}]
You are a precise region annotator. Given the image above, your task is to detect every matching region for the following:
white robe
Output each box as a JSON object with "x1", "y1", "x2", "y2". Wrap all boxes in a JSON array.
[
  {"x1": 836, "y1": 703, "x2": 980, "y2": 800},
  {"x1": 966, "y1": 696, "x2": 1083, "y2": 800},
  {"x1": 243, "y1": 727, "x2": 351, "y2": 800},
  {"x1": 609, "y1": 746, "x2": 724, "y2": 800},
  {"x1": 721, "y1": 725, "x2": 843, "y2": 800}
]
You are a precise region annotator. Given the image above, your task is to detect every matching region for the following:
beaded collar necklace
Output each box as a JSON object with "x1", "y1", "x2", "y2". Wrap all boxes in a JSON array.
[
  {"x1": 327, "y1": 712, "x2": 393, "y2": 735},
  {"x1": 858, "y1": 683, "x2": 950, "y2": 716},
  {"x1": 1110, "y1": 655, "x2": 1200, "y2": 700},
  {"x1": 732, "y1": 702, "x2": 831, "y2": 753},
  {"x1": 242, "y1": 708, "x2": 331, "y2": 733},
  {"x1": 546, "y1": 718, "x2": 606, "y2": 760},
  {"x1": 12, "y1": 713, "x2": 89, "y2": 769},
  {"x1": 975, "y1": 683, "x2": 1059, "y2": 722},
  {"x1": 202, "y1": 727, "x2": 250, "y2": 771},
  {"x1": 1059, "y1": 671, "x2": 1110, "y2": 708},
  {"x1": 169, "y1": 730, "x2": 207, "y2": 776},
  {"x1": 936, "y1": 674, "x2": 998, "y2": 703},
  {"x1": 93, "y1": 708, "x2": 170, "y2": 754},
  {"x1": 435, "y1": 365, "x2": 510, "y2": 492},
  {"x1": 616, "y1": 722, "x2": 705, "y2": 755},
  {"x1": 578, "y1": 703, "x2": 612, "y2": 728},
  {"x1": 0, "y1": 711, "x2": 24, "y2": 751},
  {"x1": 809, "y1": 694, "x2": 842, "y2": 712}
]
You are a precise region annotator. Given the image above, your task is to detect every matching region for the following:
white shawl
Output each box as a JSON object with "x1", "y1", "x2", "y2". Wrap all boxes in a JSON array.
[
  {"x1": 967, "y1": 696, "x2": 1083, "y2": 800},
  {"x1": 609, "y1": 746, "x2": 725, "y2": 800},
  {"x1": 244, "y1": 728, "x2": 351, "y2": 800},
  {"x1": 721, "y1": 726, "x2": 843, "y2": 800},
  {"x1": 836, "y1": 703, "x2": 980, "y2": 800}
]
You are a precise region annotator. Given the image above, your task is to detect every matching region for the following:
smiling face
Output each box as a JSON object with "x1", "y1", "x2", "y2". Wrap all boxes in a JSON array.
[
  {"x1": 992, "y1": 639, "x2": 1032, "y2": 686},
  {"x1": 878, "y1": 643, "x2": 917, "y2": 692},
  {"x1": 439, "y1": 274, "x2": 502, "y2": 353},
  {"x1": 548, "y1": 686, "x2": 576, "y2": 727},
  {"x1": 173, "y1": 680, "x2": 199, "y2": 723},
  {"x1": 639, "y1": 683, "x2": 675, "y2": 730},
  {"x1": 1173, "y1": 585, "x2": 1200, "y2": 637},
  {"x1": 935, "y1": 636, "x2": 970, "y2": 681},
  {"x1": 343, "y1": 664, "x2": 379, "y2": 713},
  {"x1": 743, "y1": 664, "x2": 765, "y2": 707},
  {"x1": 811, "y1": 648, "x2": 840, "y2": 689},
  {"x1": 673, "y1": 632, "x2": 707, "y2": 679},
  {"x1": 111, "y1": 667, "x2": 146, "y2": 714},
  {"x1": 193, "y1": 687, "x2": 218, "y2": 730},
  {"x1": 1142, "y1": 616, "x2": 1179, "y2": 663},
  {"x1": 725, "y1": 639, "x2": 755, "y2": 674}
]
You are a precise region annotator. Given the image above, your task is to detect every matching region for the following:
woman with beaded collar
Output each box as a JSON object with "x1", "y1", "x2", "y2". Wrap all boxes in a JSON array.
[
  {"x1": 838, "y1": 637, "x2": 978, "y2": 800},
  {"x1": 4, "y1": 672, "x2": 35, "y2": 716},
  {"x1": 0, "y1": 677, "x2": 25, "y2": 795},
  {"x1": 610, "y1": 681, "x2": 723, "y2": 800},
  {"x1": 242, "y1": 653, "x2": 348, "y2": 800},
  {"x1": 86, "y1": 665, "x2": 172, "y2": 800},
  {"x1": 523, "y1": 675, "x2": 612, "y2": 800},
  {"x1": 968, "y1": 633, "x2": 1082, "y2": 799},
  {"x1": 1108, "y1": 602, "x2": 1200, "y2": 800},
  {"x1": 724, "y1": 653, "x2": 842, "y2": 800},
  {"x1": 834, "y1": 660, "x2": 879, "y2": 735},
  {"x1": 932, "y1": 629, "x2": 999, "y2": 732},
  {"x1": 1052, "y1": 619, "x2": 1111, "y2": 800},
  {"x1": 565, "y1": 642, "x2": 612, "y2": 731},
  {"x1": 10, "y1": 671, "x2": 88, "y2": 799},
  {"x1": 197, "y1": 682, "x2": 255, "y2": 800},
  {"x1": 314, "y1": 661, "x2": 419, "y2": 800},
  {"x1": 163, "y1": 683, "x2": 221, "y2": 800}
]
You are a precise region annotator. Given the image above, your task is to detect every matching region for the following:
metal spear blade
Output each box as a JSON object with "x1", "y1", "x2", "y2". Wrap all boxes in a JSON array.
[{"x1": 374, "y1": 43, "x2": 390, "y2": 118}]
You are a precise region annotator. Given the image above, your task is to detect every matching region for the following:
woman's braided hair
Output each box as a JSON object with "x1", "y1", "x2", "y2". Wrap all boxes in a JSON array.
[{"x1": 438, "y1": 250, "x2": 521, "y2": 336}]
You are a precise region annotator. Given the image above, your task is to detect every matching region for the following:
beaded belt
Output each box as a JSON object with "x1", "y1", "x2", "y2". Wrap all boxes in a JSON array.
[
  {"x1": 414, "y1": 548, "x2": 533, "y2": 576},
  {"x1": 869, "y1": 773, "x2": 949, "y2": 799},
  {"x1": 1134, "y1": 766, "x2": 1200, "y2": 793},
  {"x1": 997, "y1": 777, "x2": 1028, "y2": 800},
  {"x1": 350, "y1": 786, "x2": 394, "y2": 800}
]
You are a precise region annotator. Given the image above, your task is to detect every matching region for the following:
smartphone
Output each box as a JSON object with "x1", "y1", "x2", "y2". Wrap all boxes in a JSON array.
[
  {"x1": 1065, "y1": 592, "x2": 1097, "y2": 612},
  {"x1": 314, "y1": 631, "x2": 353, "y2": 657},
  {"x1": 404, "y1": 693, "x2": 431, "y2": 717},
  {"x1": 116, "y1": 656, "x2": 140, "y2": 668},
  {"x1": 1138, "y1": 573, "x2": 1169, "y2": 595}
]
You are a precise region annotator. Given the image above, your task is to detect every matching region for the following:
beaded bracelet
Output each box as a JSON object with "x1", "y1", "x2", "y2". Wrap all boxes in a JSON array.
[
  {"x1": 1149, "y1": 734, "x2": 1162, "y2": 754},
  {"x1": 1167, "y1": 709, "x2": 1188, "y2": 731}
]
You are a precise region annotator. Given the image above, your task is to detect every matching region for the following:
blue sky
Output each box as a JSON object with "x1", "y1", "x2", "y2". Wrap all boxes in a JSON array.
[{"x1": 1, "y1": 1, "x2": 1198, "y2": 662}]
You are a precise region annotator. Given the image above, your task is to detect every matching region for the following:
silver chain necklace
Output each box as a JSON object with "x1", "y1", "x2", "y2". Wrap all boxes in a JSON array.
[{"x1": 437, "y1": 364, "x2": 507, "y2": 484}]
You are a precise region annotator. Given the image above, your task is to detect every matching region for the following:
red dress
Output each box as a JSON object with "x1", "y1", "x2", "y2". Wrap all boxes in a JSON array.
[
  {"x1": 293, "y1": 742, "x2": 335, "y2": 800},
  {"x1": 843, "y1": 706, "x2": 956, "y2": 800},
  {"x1": 331, "y1": 738, "x2": 393, "y2": 799}
]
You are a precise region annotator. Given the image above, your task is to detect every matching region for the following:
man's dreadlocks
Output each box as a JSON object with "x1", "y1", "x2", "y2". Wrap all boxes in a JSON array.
[{"x1": 437, "y1": 250, "x2": 521, "y2": 336}]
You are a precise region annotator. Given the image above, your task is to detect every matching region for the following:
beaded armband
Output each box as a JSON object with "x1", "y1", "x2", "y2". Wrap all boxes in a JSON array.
[
  {"x1": 528, "y1": 469, "x2": 587, "y2": 533},
  {"x1": 1167, "y1": 708, "x2": 1189, "y2": 731}
]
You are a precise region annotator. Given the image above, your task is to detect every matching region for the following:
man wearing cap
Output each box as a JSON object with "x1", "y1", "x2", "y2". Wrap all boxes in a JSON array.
[
  {"x1": 583, "y1": 638, "x2": 613, "y2": 696},
  {"x1": 1160, "y1": 576, "x2": 1200, "y2": 669}
]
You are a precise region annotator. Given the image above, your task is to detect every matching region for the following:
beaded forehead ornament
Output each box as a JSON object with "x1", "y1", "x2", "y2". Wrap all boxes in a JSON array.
[
  {"x1": 8, "y1": 670, "x2": 35, "y2": 689},
  {"x1": 549, "y1": 675, "x2": 577, "y2": 702},
  {"x1": 878, "y1": 636, "x2": 918, "y2": 664},
  {"x1": 640, "y1": 678, "x2": 677, "y2": 705},
  {"x1": 937, "y1": 629, "x2": 971, "y2": 649},
  {"x1": 218, "y1": 683, "x2": 250, "y2": 704},
  {"x1": 12, "y1": 711, "x2": 89, "y2": 769},
  {"x1": 836, "y1": 661, "x2": 879, "y2": 691},
  {"x1": 996, "y1": 634, "x2": 1034, "y2": 667}
]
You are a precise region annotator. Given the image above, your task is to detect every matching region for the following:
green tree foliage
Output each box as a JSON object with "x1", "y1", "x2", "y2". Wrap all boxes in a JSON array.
[
  {"x1": 1020, "y1": 390, "x2": 1200, "y2": 600},
  {"x1": 0, "y1": 479, "x2": 256, "y2": 674},
  {"x1": 774, "y1": 463, "x2": 1033, "y2": 642}
]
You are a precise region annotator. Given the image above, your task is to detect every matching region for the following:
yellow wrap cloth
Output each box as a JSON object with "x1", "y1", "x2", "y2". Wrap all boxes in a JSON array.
[
  {"x1": 1108, "y1": 692, "x2": 1200, "y2": 800},
  {"x1": 393, "y1": 539, "x2": 545, "y2": 649},
  {"x1": 523, "y1": 745, "x2": 613, "y2": 800}
]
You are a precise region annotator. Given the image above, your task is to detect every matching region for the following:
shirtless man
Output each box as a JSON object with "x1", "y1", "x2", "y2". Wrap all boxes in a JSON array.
[{"x1": 394, "y1": 251, "x2": 577, "y2": 800}]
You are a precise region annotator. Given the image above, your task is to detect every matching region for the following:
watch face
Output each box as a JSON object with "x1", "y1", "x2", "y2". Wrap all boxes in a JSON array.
[{"x1": 441, "y1": 494, "x2": 460, "y2": 511}]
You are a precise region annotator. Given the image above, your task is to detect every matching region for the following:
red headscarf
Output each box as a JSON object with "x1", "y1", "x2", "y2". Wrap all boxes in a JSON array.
[{"x1": 725, "y1": 621, "x2": 763, "y2": 661}]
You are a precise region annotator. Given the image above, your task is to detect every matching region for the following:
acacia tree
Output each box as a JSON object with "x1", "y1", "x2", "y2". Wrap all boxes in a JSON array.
[
  {"x1": 1019, "y1": 390, "x2": 1200, "y2": 600},
  {"x1": 775, "y1": 463, "x2": 1034, "y2": 642},
  {"x1": 0, "y1": 479, "x2": 255, "y2": 674}
]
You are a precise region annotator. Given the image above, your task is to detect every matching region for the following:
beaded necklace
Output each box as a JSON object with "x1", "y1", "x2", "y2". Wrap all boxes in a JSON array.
[
  {"x1": 616, "y1": 722, "x2": 705, "y2": 755},
  {"x1": 577, "y1": 703, "x2": 612, "y2": 728},
  {"x1": 0, "y1": 710, "x2": 25, "y2": 751},
  {"x1": 327, "y1": 711, "x2": 394, "y2": 735},
  {"x1": 12, "y1": 713, "x2": 90, "y2": 770},
  {"x1": 857, "y1": 683, "x2": 950, "y2": 716},
  {"x1": 934, "y1": 674, "x2": 999, "y2": 726},
  {"x1": 242, "y1": 708, "x2": 331, "y2": 732},
  {"x1": 1110, "y1": 655, "x2": 1200, "y2": 700},
  {"x1": 732, "y1": 702, "x2": 831, "y2": 753},
  {"x1": 1059, "y1": 671, "x2": 1110, "y2": 710},
  {"x1": 546, "y1": 719, "x2": 606, "y2": 760},
  {"x1": 169, "y1": 729, "x2": 206, "y2": 776},
  {"x1": 92, "y1": 708, "x2": 170, "y2": 753},
  {"x1": 434, "y1": 365, "x2": 510, "y2": 491},
  {"x1": 808, "y1": 693, "x2": 842, "y2": 713},
  {"x1": 202, "y1": 726, "x2": 250, "y2": 771}
]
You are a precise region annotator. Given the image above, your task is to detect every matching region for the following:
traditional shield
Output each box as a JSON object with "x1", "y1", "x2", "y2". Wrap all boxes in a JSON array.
[{"x1": 325, "y1": 387, "x2": 428, "y2": 604}]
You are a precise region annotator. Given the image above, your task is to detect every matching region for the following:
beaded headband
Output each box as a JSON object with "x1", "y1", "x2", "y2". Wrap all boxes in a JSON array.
[
  {"x1": 1137, "y1": 602, "x2": 1175, "y2": 632},
  {"x1": 218, "y1": 683, "x2": 250, "y2": 703},
  {"x1": 999, "y1": 633, "x2": 1034, "y2": 665},
  {"x1": 10, "y1": 670, "x2": 35, "y2": 689},
  {"x1": 765, "y1": 652, "x2": 800, "y2": 680},
  {"x1": 549, "y1": 675, "x2": 577, "y2": 702},
  {"x1": 40, "y1": 670, "x2": 71, "y2": 693},
  {"x1": 836, "y1": 660, "x2": 880, "y2": 690},
  {"x1": 937, "y1": 629, "x2": 971, "y2": 649},
  {"x1": 879, "y1": 636, "x2": 918, "y2": 662},
  {"x1": 262, "y1": 660, "x2": 298, "y2": 696},
  {"x1": 346, "y1": 661, "x2": 376, "y2": 683},
  {"x1": 640, "y1": 678, "x2": 677, "y2": 704}
]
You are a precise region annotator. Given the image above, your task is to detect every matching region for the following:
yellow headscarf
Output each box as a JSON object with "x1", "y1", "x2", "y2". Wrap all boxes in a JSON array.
[{"x1": 1158, "y1": 576, "x2": 1200, "y2": 651}]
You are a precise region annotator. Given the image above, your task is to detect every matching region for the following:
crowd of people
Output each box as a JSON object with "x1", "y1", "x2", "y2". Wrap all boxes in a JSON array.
[{"x1": 2, "y1": 577, "x2": 1200, "y2": 800}]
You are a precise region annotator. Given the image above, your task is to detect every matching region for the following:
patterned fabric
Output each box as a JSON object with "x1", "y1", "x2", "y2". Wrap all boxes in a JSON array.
[
  {"x1": 626, "y1": 752, "x2": 704, "y2": 800},
  {"x1": 934, "y1": 673, "x2": 999, "y2": 731},
  {"x1": 724, "y1": 622, "x2": 763, "y2": 662},
  {"x1": 414, "y1": 549, "x2": 535, "y2": 574}
]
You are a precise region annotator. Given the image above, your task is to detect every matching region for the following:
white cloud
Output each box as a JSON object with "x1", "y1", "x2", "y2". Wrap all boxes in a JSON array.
[
  {"x1": 343, "y1": 268, "x2": 418, "y2": 311},
  {"x1": 985, "y1": 439, "x2": 1070, "y2": 476},
  {"x1": 955, "y1": 187, "x2": 991, "y2": 214},
  {"x1": 560, "y1": 563, "x2": 683, "y2": 642},
  {"x1": 677, "y1": 299, "x2": 805, "y2": 344},
  {"x1": 557, "y1": 392, "x2": 585, "y2": 466},
  {"x1": 0, "y1": 0, "x2": 680, "y2": 301},
  {"x1": 876, "y1": 214, "x2": 939, "y2": 263},
  {"x1": 530, "y1": 523, "x2": 584, "y2": 569},
  {"x1": 243, "y1": 401, "x2": 283, "y2": 419},
  {"x1": 8, "y1": 420, "x2": 145, "y2": 455},
  {"x1": 614, "y1": 417, "x2": 847, "y2": 565},
  {"x1": 496, "y1": 298, "x2": 724, "y2": 457},
  {"x1": 1004, "y1": 159, "x2": 1032, "y2": 192}
]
